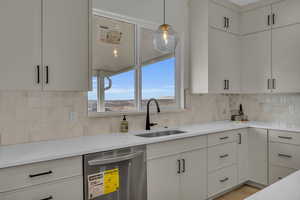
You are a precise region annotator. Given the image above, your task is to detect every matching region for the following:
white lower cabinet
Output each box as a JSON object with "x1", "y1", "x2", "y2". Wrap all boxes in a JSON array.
[
  {"x1": 147, "y1": 136, "x2": 207, "y2": 200},
  {"x1": 0, "y1": 176, "x2": 83, "y2": 200},
  {"x1": 248, "y1": 128, "x2": 268, "y2": 186},
  {"x1": 237, "y1": 129, "x2": 248, "y2": 184},
  {"x1": 269, "y1": 165, "x2": 296, "y2": 185},
  {"x1": 208, "y1": 165, "x2": 237, "y2": 197}
]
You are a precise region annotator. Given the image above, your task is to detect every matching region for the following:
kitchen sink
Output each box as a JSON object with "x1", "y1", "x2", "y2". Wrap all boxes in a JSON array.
[{"x1": 136, "y1": 130, "x2": 186, "y2": 138}]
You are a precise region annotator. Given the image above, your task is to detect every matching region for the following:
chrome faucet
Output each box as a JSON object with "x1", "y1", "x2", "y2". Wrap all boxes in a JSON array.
[{"x1": 146, "y1": 98, "x2": 161, "y2": 130}]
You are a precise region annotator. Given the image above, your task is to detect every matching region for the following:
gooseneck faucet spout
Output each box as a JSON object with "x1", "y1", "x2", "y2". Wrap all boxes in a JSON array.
[{"x1": 146, "y1": 98, "x2": 161, "y2": 130}]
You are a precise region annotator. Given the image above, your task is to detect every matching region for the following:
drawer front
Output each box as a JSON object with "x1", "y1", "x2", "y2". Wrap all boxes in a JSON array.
[
  {"x1": 269, "y1": 142, "x2": 300, "y2": 169},
  {"x1": 0, "y1": 156, "x2": 82, "y2": 193},
  {"x1": 208, "y1": 142, "x2": 237, "y2": 172},
  {"x1": 269, "y1": 165, "x2": 296, "y2": 184},
  {"x1": 0, "y1": 176, "x2": 83, "y2": 200},
  {"x1": 269, "y1": 130, "x2": 300, "y2": 145},
  {"x1": 208, "y1": 165, "x2": 237, "y2": 197},
  {"x1": 208, "y1": 130, "x2": 237, "y2": 147},
  {"x1": 147, "y1": 136, "x2": 207, "y2": 160}
]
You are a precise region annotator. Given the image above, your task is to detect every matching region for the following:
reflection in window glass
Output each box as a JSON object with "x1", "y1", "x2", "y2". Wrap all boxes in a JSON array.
[
  {"x1": 88, "y1": 76, "x2": 98, "y2": 112},
  {"x1": 104, "y1": 70, "x2": 135, "y2": 112}
]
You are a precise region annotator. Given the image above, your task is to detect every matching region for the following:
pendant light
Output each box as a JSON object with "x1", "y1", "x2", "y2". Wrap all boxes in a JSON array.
[{"x1": 153, "y1": 0, "x2": 178, "y2": 53}]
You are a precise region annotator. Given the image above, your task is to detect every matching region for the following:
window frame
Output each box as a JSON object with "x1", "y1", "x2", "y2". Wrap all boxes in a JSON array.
[{"x1": 89, "y1": 9, "x2": 184, "y2": 116}]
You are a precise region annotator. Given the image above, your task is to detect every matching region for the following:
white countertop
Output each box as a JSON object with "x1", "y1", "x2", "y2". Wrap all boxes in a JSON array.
[
  {"x1": 1, "y1": 120, "x2": 300, "y2": 169},
  {"x1": 246, "y1": 170, "x2": 300, "y2": 200}
]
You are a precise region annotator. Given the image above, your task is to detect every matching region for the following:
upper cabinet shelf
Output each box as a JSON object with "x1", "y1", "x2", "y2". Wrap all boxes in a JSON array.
[{"x1": 0, "y1": 0, "x2": 90, "y2": 91}]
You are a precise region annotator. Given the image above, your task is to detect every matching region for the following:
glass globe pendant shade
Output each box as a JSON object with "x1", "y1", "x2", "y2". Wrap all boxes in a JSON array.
[{"x1": 153, "y1": 24, "x2": 178, "y2": 53}]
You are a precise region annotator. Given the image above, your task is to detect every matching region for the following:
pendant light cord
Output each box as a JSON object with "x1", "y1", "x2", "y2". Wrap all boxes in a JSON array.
[{"x1": 163, "y1": 0, "x2": 166, "y2": 24}]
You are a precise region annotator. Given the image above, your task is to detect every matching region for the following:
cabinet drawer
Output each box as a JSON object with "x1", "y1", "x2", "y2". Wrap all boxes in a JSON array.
[
  {"x1": 0, "y1": 156, "x2": 82, "y2": 193},
  {"x1": 208, "y1": 142, "x2": 237, "y2": 172},
  {"x1": 269, "y1": 130, "x2": 300, "y2": 145},
  {"x1": 208, "y1": 131, "x2": 237, "y2": 146},
  {"x1": 147, "y1": 136, "x2": 207, "y2": 160},
  {"x1": 208, "y1": 165, "x2": 237, "y2": 197},
  {"x1": 0, "y1": 176, "x2": 83, "y2": 200},
  {"x1": 269, "y1": 142, "x2": 300, "y2": 169},
  {"x1": 269, "y1": 165, "x2": 296, "y2": 185}
]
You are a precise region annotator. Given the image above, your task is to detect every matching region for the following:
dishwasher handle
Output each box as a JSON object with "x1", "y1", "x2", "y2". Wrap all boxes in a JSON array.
[{"x1": 88, "y1": 151, "x2": 144, "y2": 166}]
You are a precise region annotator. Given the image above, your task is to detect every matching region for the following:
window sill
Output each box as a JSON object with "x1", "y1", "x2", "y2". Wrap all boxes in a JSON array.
[{"x1": 88, "y1": 108, "x2": 188, "y2": 118}]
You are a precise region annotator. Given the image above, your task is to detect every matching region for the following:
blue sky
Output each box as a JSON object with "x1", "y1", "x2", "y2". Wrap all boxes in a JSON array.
[{"x1": 88, "y1": 57, "x2": 175, "y2": 101}]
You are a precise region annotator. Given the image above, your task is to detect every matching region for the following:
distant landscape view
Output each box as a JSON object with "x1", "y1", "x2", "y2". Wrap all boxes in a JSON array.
[{"x1": 88, "y1": 57, "x2": 176, "y2": 112}]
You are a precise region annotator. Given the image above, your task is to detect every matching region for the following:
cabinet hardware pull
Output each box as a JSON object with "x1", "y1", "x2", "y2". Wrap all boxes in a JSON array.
[
  {"x1": 267, "y1": 79, "x2": 271, "y2": 90},
  {"x1": 227, "y1": 80, "x2": 230, "y2": 90},
  {"x1": 272, "y1": 79, "x2": 276, "y2": 89},
  {"x1": 278, "y1": 153, "x2": 292, "y2": 158},
  {"x1": 278, "y1": 136, "x2": 292, "y2": 140},
  {"x1": 40, "y1": 196, "x2": 53, "y2": 200},
  {"x1": 238, "y1": 133, "x2": 242, "y2": 144},
  {"x1": 268, "y1": 15, "x2": 271, "y2": 26},
  {"x1": 182, "y1": 159, "x2": 186, "y2": 173},
  {"x1": 177, "y1": 160, "x2": 181, "y2": 174},
  {"x1": 219, "y1": 154, "x2": 229, "y2": 158},
  {"x1": 29, "y1": 170, "x2": 53, "y2": 178},
  {"x1": 272, "y1": 13, "x2": 276, "y2": 25},
  {"x1": 224, "y1": 80, "x2": 227, "y2": 90},
  {"x1": 227, "y1": 18, "x2": 230, "y2": 28},
  {"x1": 45, "y1": 66, "x2": 49, "y2": 84},
  {"x1": 278, "y1": 177, "x2": 282, "y2": 180},
  {"x1": 220, "y1": 177, "x2": 229, "y2": 183},
  {"x1": 224, "y1": 17, "x2": 227, "y2": 28},
  {"x1": 220, "y1": 136, "x2": 229, "y2": 140},
  {"x1": 36, "y1": 65, "x2": 40, "y2": 84}
]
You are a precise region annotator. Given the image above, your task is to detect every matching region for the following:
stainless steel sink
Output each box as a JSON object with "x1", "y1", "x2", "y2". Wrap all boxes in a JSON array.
[{"x1": 136, "y1": 130, "x2": 186, "y2": 138}]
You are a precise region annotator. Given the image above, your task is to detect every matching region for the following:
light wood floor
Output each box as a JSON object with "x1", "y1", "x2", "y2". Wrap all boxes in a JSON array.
[{"x1": 215, "y1": 186, "x2": 260, "y2": 200}]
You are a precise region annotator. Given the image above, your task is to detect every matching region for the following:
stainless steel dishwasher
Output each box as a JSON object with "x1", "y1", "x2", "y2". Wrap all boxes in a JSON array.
[{"x1": 83, "y1": 145, "x2": 147, "y2": 200}]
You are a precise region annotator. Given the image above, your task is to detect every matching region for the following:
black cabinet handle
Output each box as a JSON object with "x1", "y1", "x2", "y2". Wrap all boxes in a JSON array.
[
  {"x1": 272, "y1": 79, "x2": 276, "y2": 89},
  {"x1": 238, "y1": 133, "x2": 242, "y2": 144},
  {"x1": 37, "y1": 65, "x2": 40, "y2": 84},
  {"x1": 220, "y1": 177, "x2": 229, "y2": 183},
  {"x1": 177, "y1": 160, "x2": 181, "y2": 174},
  {"x1": 267, "y1": 79, "x2": 271, "y2": 90},
  {"x1": 227, "y1": 18, "x2": 230, "y2": 28},
  {"x1": 45, "y1": 66, "x2": 49, "y2": 84},
  {"x1": 220, "y1": 136, "x2": 229, "y2": 140},
  {"x1": 29, "y1": 170, "x2": 53, "y2": 178},
  {"x1": 182, "y1": 159, "x2": 186, "y2": 173},
  {"x1": 272, "y1": 13, "x2": 276, "y2": 25},
  {"x1": 40, "y1": 196, "x2": 53, "y2": 200},
  {"x1": 278, "y1": 136, "x2": 293, "y2": 140},
  {"x1": 219, "y1": 154, "x2": 229, "y2": 158},
  {"x1": 224, "y1": 80, "x2": 227, "y2": 90},
  {"x1": 224, "y1": 17, "x2": 227, "y2": 28},
  {"x1": 278, "y1": 153, "x2": 292, "y2": 158}
]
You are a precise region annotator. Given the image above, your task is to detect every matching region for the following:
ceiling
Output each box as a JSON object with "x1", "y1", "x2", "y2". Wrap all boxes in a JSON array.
[{"x1": 228, "y1": 0, "x2": 261, "y2": 6}]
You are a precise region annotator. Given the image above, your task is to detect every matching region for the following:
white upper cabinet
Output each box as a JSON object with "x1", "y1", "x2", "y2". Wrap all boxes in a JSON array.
[
  {"x1": 272, "y1": 0, "x2": 300, "y2": 28},
  {"x1": 0, "y1": 0, "x2": 42, "y2": 90},
  {"x1": 272, "y1": 24, "x2": 300, "y2": 93},
  {"x1": 190, "y1": 0, "x2": 241, "y2": 94},
  {"x1": 241, "y1": 6, "x2": 271, "y2": 35},
  {"x1": 209, "y1": 28, "x2": 241, "y2": 93},
  {"x1": 241, "y1": 31, "x2": 271, "y2": 93},
  {"x1": 43, "y1": 0, "x2": 89, "y2": 91},
  {"x1": 209, "y1": 2, "x2": 240, "y2": 34}
]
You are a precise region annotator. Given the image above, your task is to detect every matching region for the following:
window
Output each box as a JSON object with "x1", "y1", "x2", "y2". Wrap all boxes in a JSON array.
[{"x1": 88, "y1": 13, "x2": 182, "y2": 114}]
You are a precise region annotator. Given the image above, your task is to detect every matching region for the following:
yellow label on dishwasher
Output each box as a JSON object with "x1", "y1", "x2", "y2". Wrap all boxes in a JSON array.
[{"x1": 103, "y1": 168, "x2": 120, "y2": 195}]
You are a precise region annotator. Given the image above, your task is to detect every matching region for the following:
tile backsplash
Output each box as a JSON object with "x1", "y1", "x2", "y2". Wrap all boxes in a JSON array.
[
  {"x1": 229, "y1": 94, "x2": 300, "y2": 127},
  {"x1": 0, "y1": 91, "x2": 230, "y2": 145}
]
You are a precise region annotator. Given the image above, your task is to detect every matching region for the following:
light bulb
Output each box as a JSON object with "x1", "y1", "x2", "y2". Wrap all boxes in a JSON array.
[
  {"x1": 163, "y1": 30, "x2": 168, "y2": 45},
  {"x1": 113, "y1": 48, "x2": 118, "y2": 58}
]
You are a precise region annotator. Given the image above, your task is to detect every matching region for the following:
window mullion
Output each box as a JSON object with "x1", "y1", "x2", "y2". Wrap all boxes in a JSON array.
[{"x1": 135, "y1": 24, "x2": 142, "y2": 112}]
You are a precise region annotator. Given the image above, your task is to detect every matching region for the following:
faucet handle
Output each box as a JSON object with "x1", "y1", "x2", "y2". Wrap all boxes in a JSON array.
[{"x1": 150, "y1": 123, "x2": 158, "y2": 127}]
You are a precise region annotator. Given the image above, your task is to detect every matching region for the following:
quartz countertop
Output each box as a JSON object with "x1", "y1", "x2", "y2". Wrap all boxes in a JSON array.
[
  {"x1": 1, "y1": 120, "x2": 300, "y2": 169},
  {"x1": 245, "y1": 170, "x2": 300, "y2": 200}
]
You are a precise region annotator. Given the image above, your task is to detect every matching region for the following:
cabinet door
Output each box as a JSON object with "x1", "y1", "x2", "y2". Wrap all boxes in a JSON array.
[
  {"x1": 209, "y1": 28, "x2": 240, "y2": 93},
  {"x1": 241, "y1": 6, "x2": 271, "y2": 35},
  {"x1": 248, "y1": 128, "x2": 268, "y2": 186},
  {"x1": 237, "y1": 129, "x2": 248, "y2": 184},
  {"x1": 209, "y1": 2, "x2": 240, "y2": 34},
  {"x1": 0, "y1": 0, "x2": 42, "y2": 90},
  {"x1": 147, "y1": 155, "x2": 180, "y2": 200},
  {"x1": 181, "y1": 149, "x2": 207, "y2": 200},
  {"x1": 272, "y1": 24, "x2": 300, "y2": 93},
  {"x1": 272, "y1": 0, "x2": 300, "y2": 28},
  {"x1": 43, "y1": 0, "x2": 89, "y2": 91},
  {"x1": 241, "y1": 31, "x2": 271, "y2": 93}
]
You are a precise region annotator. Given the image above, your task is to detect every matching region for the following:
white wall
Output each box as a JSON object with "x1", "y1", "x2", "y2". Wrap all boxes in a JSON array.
[{"x1": 93, "y1": 0, "x2": 190, "y2": 88}]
